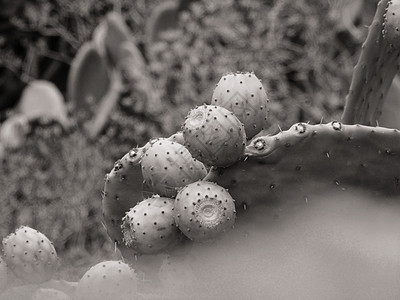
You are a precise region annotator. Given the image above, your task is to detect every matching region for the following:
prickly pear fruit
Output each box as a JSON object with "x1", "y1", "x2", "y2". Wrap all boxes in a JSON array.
[
  {"x1": 122, "y1": 195, "x2": 184, "y2": 254},
  {"x1": 2, "y1": 226, "x2": 58, "y2": 284},
  {"x1": 141, "y1": 139, "x2": 207, "y2": 197},
  {"x1": 16, "y1": 80, "x2": 71, "y2": 130},
  {"x1": 75, "y1": 260, "x2": 138, "y2": 300},
  {"x1": 174, "y1": 181, "x2": 236, "y2": 242},
  {"x1": 183, "y1": 105, "x2": 246, "y2": 167},
  {"x1": 383, "y1": 0, "x2": 400, "y2": 49},
  {"x1": 102, "y1": 147, "x2": 146, "y2": 245},
  {"x1": 211, "y1": 72, "x2": 269, "y2": 139},
  {"x1": 31, "y1": 288, "x2": 72, "y2": 300}
]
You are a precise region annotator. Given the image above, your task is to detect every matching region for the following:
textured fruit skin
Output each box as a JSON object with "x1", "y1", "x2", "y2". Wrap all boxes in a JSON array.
[
  {"x1": 75, "y1": 260, "x2": 137, "y2": 300},
  {"x1": 102, "y1": 147, "x2": 146, "y2": 245},
  {"x1": 122, "y1": 195, "x2": 184, "y2": 254},
  {"x1": 383, "y1": 0, "x2": 400, "y2": 49},
  {"x1": 174, "y1": 181, "x2": 236, "y2": 242},
  {"x1": 2, "y1": 226, "x2": 58, "y2": 284},
  {"x1": 141, "y1": 139, "x2": 207, "y2": 197},
  {"x1": 211, "y1": 72, "x2": 269, "y2": 139},
  {"x1": 208, "y1": 122, "x2": 400, "y2": 210},
  {"x1": 342, "y1": 0, "x2": 400, "y2": 125},
  {"x1": 183, "y1": 105, "x2": 246, "y2": 167},
  {"x1": 31, "y1": 288, "x2": 72, "y2": 300}
]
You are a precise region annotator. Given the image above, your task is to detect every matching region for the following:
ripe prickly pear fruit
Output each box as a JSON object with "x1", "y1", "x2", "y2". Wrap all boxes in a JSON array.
[
  {"x1": 174, "y1": 181, "x2": 236, "y2": 242},
  {"x1": 383, "y1": 0, "x2": 400, "y2": 49},
  {"x1": 2, "y1": 226, "x2": 58, "y2": 284},
  {"x1": 122, "y1": 195, "x2": 184, "y2": 254},
  {"x1": 75, "y1": 260, "x2": 138, "y2": 300},
  {"x1": 183, "y1": 105, "x2": 246, "y2": 167},
  {"x1": 102, "y1": 147, "x2": 146, "y2": 245},
  {"x1": 211, "y1": 72, "x2": 269, "y2": 139},
  {"x1": 141, "y1": 138, "x2": 207, "y2": 197},
  {"x1": 31, "y1": 288, "x2": 72, "y2": 300}
]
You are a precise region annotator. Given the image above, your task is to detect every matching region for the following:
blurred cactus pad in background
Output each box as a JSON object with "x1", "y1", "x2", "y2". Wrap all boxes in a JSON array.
[{"x1": 1, "y1": 0, "x2": 398, "y2": 293}]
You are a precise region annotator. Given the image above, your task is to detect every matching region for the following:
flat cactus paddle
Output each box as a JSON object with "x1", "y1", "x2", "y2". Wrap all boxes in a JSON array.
[
  {"x1": 16, "y1": 80, "x2": 71, "y2": 130},
  {"x1": 67, "y1": 42, "x2": 110, "y2": 122},
  {"x1": 342, "y1": 0, "x2": 400, "y2": 125},
  {"x1": 379, "y1": 74, "x2": 400, "y2": 129},
  {"x1": 207, "y1": 122, "x2": 400, "y2": 211}
]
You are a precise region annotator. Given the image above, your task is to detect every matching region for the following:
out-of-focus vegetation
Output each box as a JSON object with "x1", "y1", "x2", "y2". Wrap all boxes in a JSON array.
[{"x1": 0, "y1": 0, "x2": 378, "y2": 279}]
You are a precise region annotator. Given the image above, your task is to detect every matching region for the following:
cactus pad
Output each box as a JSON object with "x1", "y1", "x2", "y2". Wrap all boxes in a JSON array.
[
  {"x1": 208, "y1": 122, "x2": 400, "y2": 210},
  {"x1": 342, "y1": 0, "x2": 400, "y2": 125},
  {"x1": 67, "y1": 42, "x2": 110, "y2": 121},
  {"x1": 102, "y1": 147, "x2": 146, "y2": 244}
]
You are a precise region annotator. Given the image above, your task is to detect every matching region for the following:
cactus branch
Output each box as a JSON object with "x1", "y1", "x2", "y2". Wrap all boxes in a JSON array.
[
  {"x1": 207, "y1": 122, "x2": 400, "y2": 209},
  {"x1": 341, "y1": 0, "x2": 400, "y2": 125}
]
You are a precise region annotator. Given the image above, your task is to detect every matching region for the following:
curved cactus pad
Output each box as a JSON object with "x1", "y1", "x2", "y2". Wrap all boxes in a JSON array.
[
  {"x1": 145, "y1": 1, "x2": 179, "y2": 48},
  {"x1": 342, "y1": 0, "x2": 400, "y2": 125},
  {"x1": 208, "y1": 122, "x2": 400, "y2": 210},
  {"x1": 67, "y1": 42, "x2": 110, "y2": 119}
]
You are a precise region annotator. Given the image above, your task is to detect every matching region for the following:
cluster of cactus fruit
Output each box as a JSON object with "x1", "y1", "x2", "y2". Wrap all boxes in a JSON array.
[
  {"x1": 102, "y1": 71, "x2": 268, "y2": 262},
  {"x1": 2, "y1": 0, "x2": 400, "y2": 298}
]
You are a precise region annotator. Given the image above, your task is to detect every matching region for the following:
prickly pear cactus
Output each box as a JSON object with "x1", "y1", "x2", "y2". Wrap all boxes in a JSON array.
[
  {"x1": 102, "y1": 147, "x2": 146, "y2": 245},
  {"x1": 383, "y1": 0, "x2": 400, "y2": 49},
  {"x1": 75, "y1": 260, "x2": 138, "y2": 300},
  {"x1": 183, "y1": 105, "x2": 246, "y2": 167},
  {"x1": 67, "y1": 41, "x2": 110, "y2": 121},
  {"x1": 342, "y1": 0, "x2": 400, "y2": 125},
  {"x1": 2, "y1": 226, "x2": 58, "y2": 284},
  {"x1": 141, "y1": 139, "x2": 207, "y2": 197},
  {"x1": 174, "y1": 181, "x2": 236, "y2": 242},
  {"x1": 31, "y1": 288, "x2": 72, "y2": 300},
  {"x1": 122, "y1": 195, "x2": 184, "y2": 254},
  {"x1": 211, "y1": 72, "x2": 270, "y2": 139},
  {"x1": 103, "y1": 12, "x2": 135, "y2": 67},
  {"x1": 208, "y1": 122, "x2": 400, "y2": 210}
]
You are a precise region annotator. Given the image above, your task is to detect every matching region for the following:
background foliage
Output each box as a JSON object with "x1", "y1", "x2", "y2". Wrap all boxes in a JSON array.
[{"x1": 0, "y1": 0, "x2": 378, "y2": 279}]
